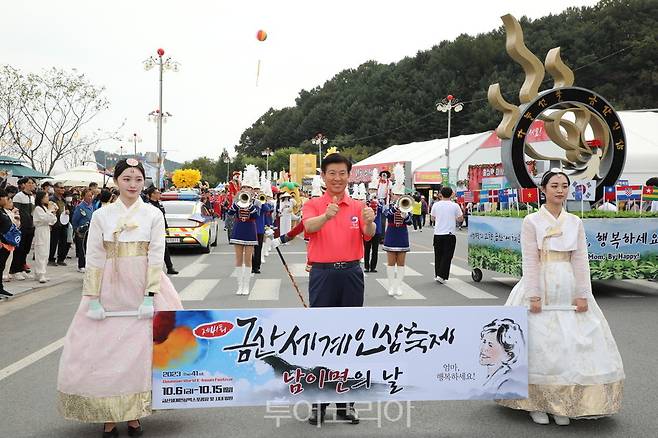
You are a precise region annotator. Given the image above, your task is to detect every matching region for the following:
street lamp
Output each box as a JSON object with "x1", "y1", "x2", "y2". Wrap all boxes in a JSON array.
[
  {"x1": 311, "y1": 133, "x2": 328, "y2": 167},
  {"x1": 130, "y1": 133, "x2": 142, "y2": 155},
  {"x1": 261, "y1": 147, "x2": 274, "y2": 173},
  {"x1": 436, "y1": 94, "x2": 464, "y2": 186},
  {"x1": 222, "y1": 155, "x2": 232, "y2": 182},
  {"x1": 144, "y1": 48, "x2": 180, "y2": 188}
]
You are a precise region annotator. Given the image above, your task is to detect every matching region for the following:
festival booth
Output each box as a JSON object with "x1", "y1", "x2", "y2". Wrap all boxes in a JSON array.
[{"x1": 466, "y1": 18, "x2": 658, "y2": 283}]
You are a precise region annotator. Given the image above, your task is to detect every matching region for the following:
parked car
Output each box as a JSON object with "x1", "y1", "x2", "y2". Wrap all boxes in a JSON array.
[{"x1": 162, "y1": 199, "x2": 218, "y2": 253}]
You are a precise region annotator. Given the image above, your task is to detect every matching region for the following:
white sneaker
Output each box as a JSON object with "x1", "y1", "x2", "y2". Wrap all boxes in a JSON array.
[
  {"x1": 529, "y1": 411, "x2": 549, "y2": 425},
  {"x1": 553, "y1": 415, "x2": 570, "y2": 426},
  {"x1": 435, "y1": 276, "x2": 445, "y2": 284},
  {"x1": 77, "y1": 267, "x2": 86, "y2": 273},
  {"x1": 3, "y1": 275, "x2": 10, "y2": 282},
  {"x1": 38, "y1": 275, "x2": 47, "y2": 284},
  {"x1": 388, "y1": 287, "x2": 395, "y2": 296},
  {"x1": 13, "y1": 272, "x2": 26, "y2": 281}
]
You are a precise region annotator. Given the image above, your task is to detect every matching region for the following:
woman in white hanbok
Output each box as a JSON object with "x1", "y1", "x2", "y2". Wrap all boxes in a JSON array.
[
  {"x1": 497, "y1": 170, "x2": 624, "y2": 426},
  {"x1": 32, "y1": 190, "x2": 58, "y2": 283}
]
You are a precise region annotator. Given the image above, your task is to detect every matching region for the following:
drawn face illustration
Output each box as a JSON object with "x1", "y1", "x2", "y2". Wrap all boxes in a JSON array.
[{"x1": 479, "y1": 331, "x2": 507, "y2": 367}]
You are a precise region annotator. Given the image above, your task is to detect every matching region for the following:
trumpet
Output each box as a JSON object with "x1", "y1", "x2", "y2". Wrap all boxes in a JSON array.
[
  {"x1": 257, "y1": 193, "x2": 267, "y2": 203},
  {"x1": 236, "y1": 190, "x2": 252, "y2": 208},
  {"x1": 396, "y1": 195, "x2": 414, "y2": 214}
]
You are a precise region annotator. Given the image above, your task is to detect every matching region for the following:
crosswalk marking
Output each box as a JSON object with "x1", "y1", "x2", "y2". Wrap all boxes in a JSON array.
[
  {"x1": 430, "y1": 262, "x2": 472, "y2": 277},
  {"x1": 492, "y1": 277, "x2": 519, "y2": 287},
  {"x1": 376, "y1": 279, "x2": 426, "y2": 300},
  {"x1": 177, "y1": 263, "x2": 209, "y2": 278},
  {"x1": 248, "y1": 279, "x2": 281, "y2": 300},
  {"x1": 289, "y1": 263, "x2": 310, "y2": 278},
  {"x1": 442, "y1": 277, "x2": 497, "y2": 299},
  {"x1": 179, "y1": 279, "x2": 220, "y2": 301}
]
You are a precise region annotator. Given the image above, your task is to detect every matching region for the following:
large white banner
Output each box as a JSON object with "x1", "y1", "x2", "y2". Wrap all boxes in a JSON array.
[{"x1": 152, "y1": 307, "x2": 528, "y2": 409}]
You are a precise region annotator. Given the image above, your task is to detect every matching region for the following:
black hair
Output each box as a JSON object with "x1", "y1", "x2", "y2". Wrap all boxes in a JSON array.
[
  {"x1": 34, "y1": 190, "x2": 49, "y2": 207},
  {"x1": 0, "y1": 188, "x2": 7, "y2": 198},
  {"x1": 145, "y1": 186, "x2": 160, "y2": 197},
  {"x1": 41, "y1": 181, "x2": 52, "y2": 188},
  {"x1": 540, "y1": 169, "x2": 570, "y2": 187},
  {"x1": 645, "y1": 177, "x2": 658, "y2": 187},
  {"x1": 17, "y1": 177, "x2": 29, "y2": 186},
  {"x1": 99, "y1": 189, "x2": 112, "y2": 203},
  {"x1": 113, "y1": 158, "x2": 145, "y2": 179},
  {"x1": 88, "y1": 182, "x2": 98, "y2": 188},
  {"x1": 6, "y1": 186, "x2": 18, "y2": 196},
  {"x1": 440, "y1": 186, "x2": 453, "y2": 198},
  {"x1": 321, "y1": 153, "x2": 352, "y2": 173}
]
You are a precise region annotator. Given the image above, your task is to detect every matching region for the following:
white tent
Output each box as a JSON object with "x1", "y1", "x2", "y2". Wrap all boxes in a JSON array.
[
  {"x1": 353, "y1": 110, "x2": 658, "y2": 186},
  {"x1": 51, "y1": 165, "x2": 116, "y2": 188}
]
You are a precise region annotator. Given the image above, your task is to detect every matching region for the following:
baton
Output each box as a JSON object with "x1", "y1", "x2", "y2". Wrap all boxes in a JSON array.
[
  {"x1": 538, "y1": 305, "x2": 577, "y2": 311},
  {"x1": 105, "y1": 310, "x2": 140, "y2": 317},
  {"x1": 275, "y1": 247, "x2": 308, "y2": 308}
]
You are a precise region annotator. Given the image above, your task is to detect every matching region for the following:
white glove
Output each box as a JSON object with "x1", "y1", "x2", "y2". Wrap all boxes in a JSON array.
[
  {"x1": 265, "y1": 228, "x2": 275, "y2": 238},
  {"x1": 137, "y1": 296, "x2": 154, "y2": 319},
  {"x1": 270, "y1": 237, "x2": 283, "y2": 249},
  {"x1": 401, "y1": 211, "x2": 409, "y2": 218},
  {"x1": 86, "y1": 299, "x2": 106, "y2": 320}
]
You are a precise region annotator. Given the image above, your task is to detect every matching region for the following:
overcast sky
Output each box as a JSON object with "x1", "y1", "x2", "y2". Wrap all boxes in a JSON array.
[{"x1": 3, "y1": 0, "x2": 599, "y2": 163}]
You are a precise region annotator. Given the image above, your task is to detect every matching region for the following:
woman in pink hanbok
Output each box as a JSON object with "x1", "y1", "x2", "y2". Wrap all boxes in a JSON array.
[{"x1": 57, "y1": 159, "x2": 183, "y2": 437}]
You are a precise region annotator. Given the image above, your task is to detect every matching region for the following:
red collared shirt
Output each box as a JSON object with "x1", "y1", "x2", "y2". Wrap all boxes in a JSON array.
[{"x1": 303, "y1": 191, "x2": 372, "y2": 263}]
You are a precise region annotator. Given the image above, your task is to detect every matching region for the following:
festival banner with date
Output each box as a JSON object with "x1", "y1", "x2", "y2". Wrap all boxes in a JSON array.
[{"x1": 152, "y1": 307, "x2": 528, "y2": 409}]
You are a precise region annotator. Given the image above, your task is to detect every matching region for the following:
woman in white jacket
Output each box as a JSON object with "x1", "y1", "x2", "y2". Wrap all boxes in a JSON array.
[{"x1": 32, "y1": 190, "x2": 57, "y2": 283}]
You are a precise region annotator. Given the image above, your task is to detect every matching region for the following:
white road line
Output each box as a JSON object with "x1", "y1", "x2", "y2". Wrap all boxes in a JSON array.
[
  {"x1": 289, "y1": 263, "x2": 310, "y2": 278},
  {"x1": 430, "y1": 263, "x2": 472, "y2": 277},
  {"x1": 177, "y1": 263, "x2": 209, "y2": 278},
  {"x1": 248, "y1": 279, "x2": 281, "y2": 300},
  {"x1": 0, "y1": 337, "x2": 65, "y2": 382},
  {"x1": 376, "y1": 279, "x2": 426, "y2": 300},
  {"x1": 442, "y1": 277, "x2": 498, "y2": 299},
  {"x1": 492, "y1": 277, "x2": 520, "y2": 287},
  {"x1": 179, "y1": 279, "x2": 220, "y2": 301},
  {"x1": 400, "y1": 266, "x2": 422, "y2": 276}
]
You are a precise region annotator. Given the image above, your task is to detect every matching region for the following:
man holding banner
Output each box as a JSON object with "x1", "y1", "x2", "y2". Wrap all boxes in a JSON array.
[{"x1": 302, "y1": 152, "x2": 376, "y2": 425}]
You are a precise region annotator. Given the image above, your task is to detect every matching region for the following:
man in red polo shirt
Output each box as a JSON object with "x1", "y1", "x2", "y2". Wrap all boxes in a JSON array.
[{"x1": 302, "y1": 153, "x2": 375, "y2": 426}]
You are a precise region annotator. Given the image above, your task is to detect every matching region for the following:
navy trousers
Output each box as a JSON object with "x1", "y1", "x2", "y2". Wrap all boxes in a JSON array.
[{"x1": 309, "y1": 263, "x2": 363, "y2": 412}]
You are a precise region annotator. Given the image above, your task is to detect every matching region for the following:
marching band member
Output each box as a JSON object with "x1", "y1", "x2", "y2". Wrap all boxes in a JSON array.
[
  {"x1": 57, "y1": 158, "x2": 183, "y2": 437},
  {"x1": 382, "y1": 163, "x2": 411, "y2": 296},
  {"x1": 227, "y1": 165, "x2": 261, "y2": 295},
  {"x1": 364, "y1": 170, "x2": 383, "y2": 273},
  {"x1": 498, "y1": 169, "x2": 624, "y2": 425}
]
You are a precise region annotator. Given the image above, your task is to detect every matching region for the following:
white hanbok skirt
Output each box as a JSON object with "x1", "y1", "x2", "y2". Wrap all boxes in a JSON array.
[{"x1": 497, "y1": 260, "x2": 624, "y2": 417}]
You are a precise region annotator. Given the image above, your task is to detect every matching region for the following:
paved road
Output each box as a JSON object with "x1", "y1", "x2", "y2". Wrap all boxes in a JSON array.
[{"x1": 1, "y1": 226, "x2": 656, "y2": 437}]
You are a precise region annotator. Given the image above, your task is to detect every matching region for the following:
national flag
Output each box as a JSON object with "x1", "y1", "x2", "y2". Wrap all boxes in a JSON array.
[
  {"x1": 464, "y1": 191, "x2": 479, "y2": 204},
  {"x1": 456, "y1": 190, "x2": 465, "y2": 203},
  {"x1": 616, "y1": 185, "x2": 642, "y2": 201},
  {"x1": 642, "y1": 186, "x2": 658, "y2": 201},
  {"x1": 568, "y1": 180, "x2": 595, "y2": 201},
  {"x1": 479, "y1": 190, "x2": 498, "y2": 203},
  {"x1": 604, "y1": 186, "x2": 616, "y2": 202},
  {"x1": 498, "y1": 188, "x2": 517, "y2": 203},
  {"x1": 519, "y1": 187, "x2": 539, "y2": 203}
]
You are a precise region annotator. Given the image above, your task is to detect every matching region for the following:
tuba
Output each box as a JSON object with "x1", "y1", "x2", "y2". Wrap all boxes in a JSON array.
[
  {"x1": 236, "y1": 190, "x2": 252, "y2": 208},
  {"x1": 396, "y1": 195, "x2": 414, "y2": 214}
]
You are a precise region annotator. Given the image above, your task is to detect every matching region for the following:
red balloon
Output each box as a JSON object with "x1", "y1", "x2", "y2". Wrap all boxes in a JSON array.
[
  {"x1": 447, "y1": 94, "x2": 454, "y2": 101},
  {"x1": 157, "y1": 48, "x2": 165, "y2": 57},
  {"x1": 256, "y1": 30, "x2": 267, "y2": 41}
]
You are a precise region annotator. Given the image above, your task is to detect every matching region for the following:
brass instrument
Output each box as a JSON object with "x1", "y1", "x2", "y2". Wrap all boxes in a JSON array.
[
  {"x1": 396, "y1": 195, "x2": 414, "y2": 214},
  {"x1": 236, "y1": 190, "x2": 252, "y2": 208},
  {"x1": 257, "y1": 193, "x2": 267, "y2": 203}
]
